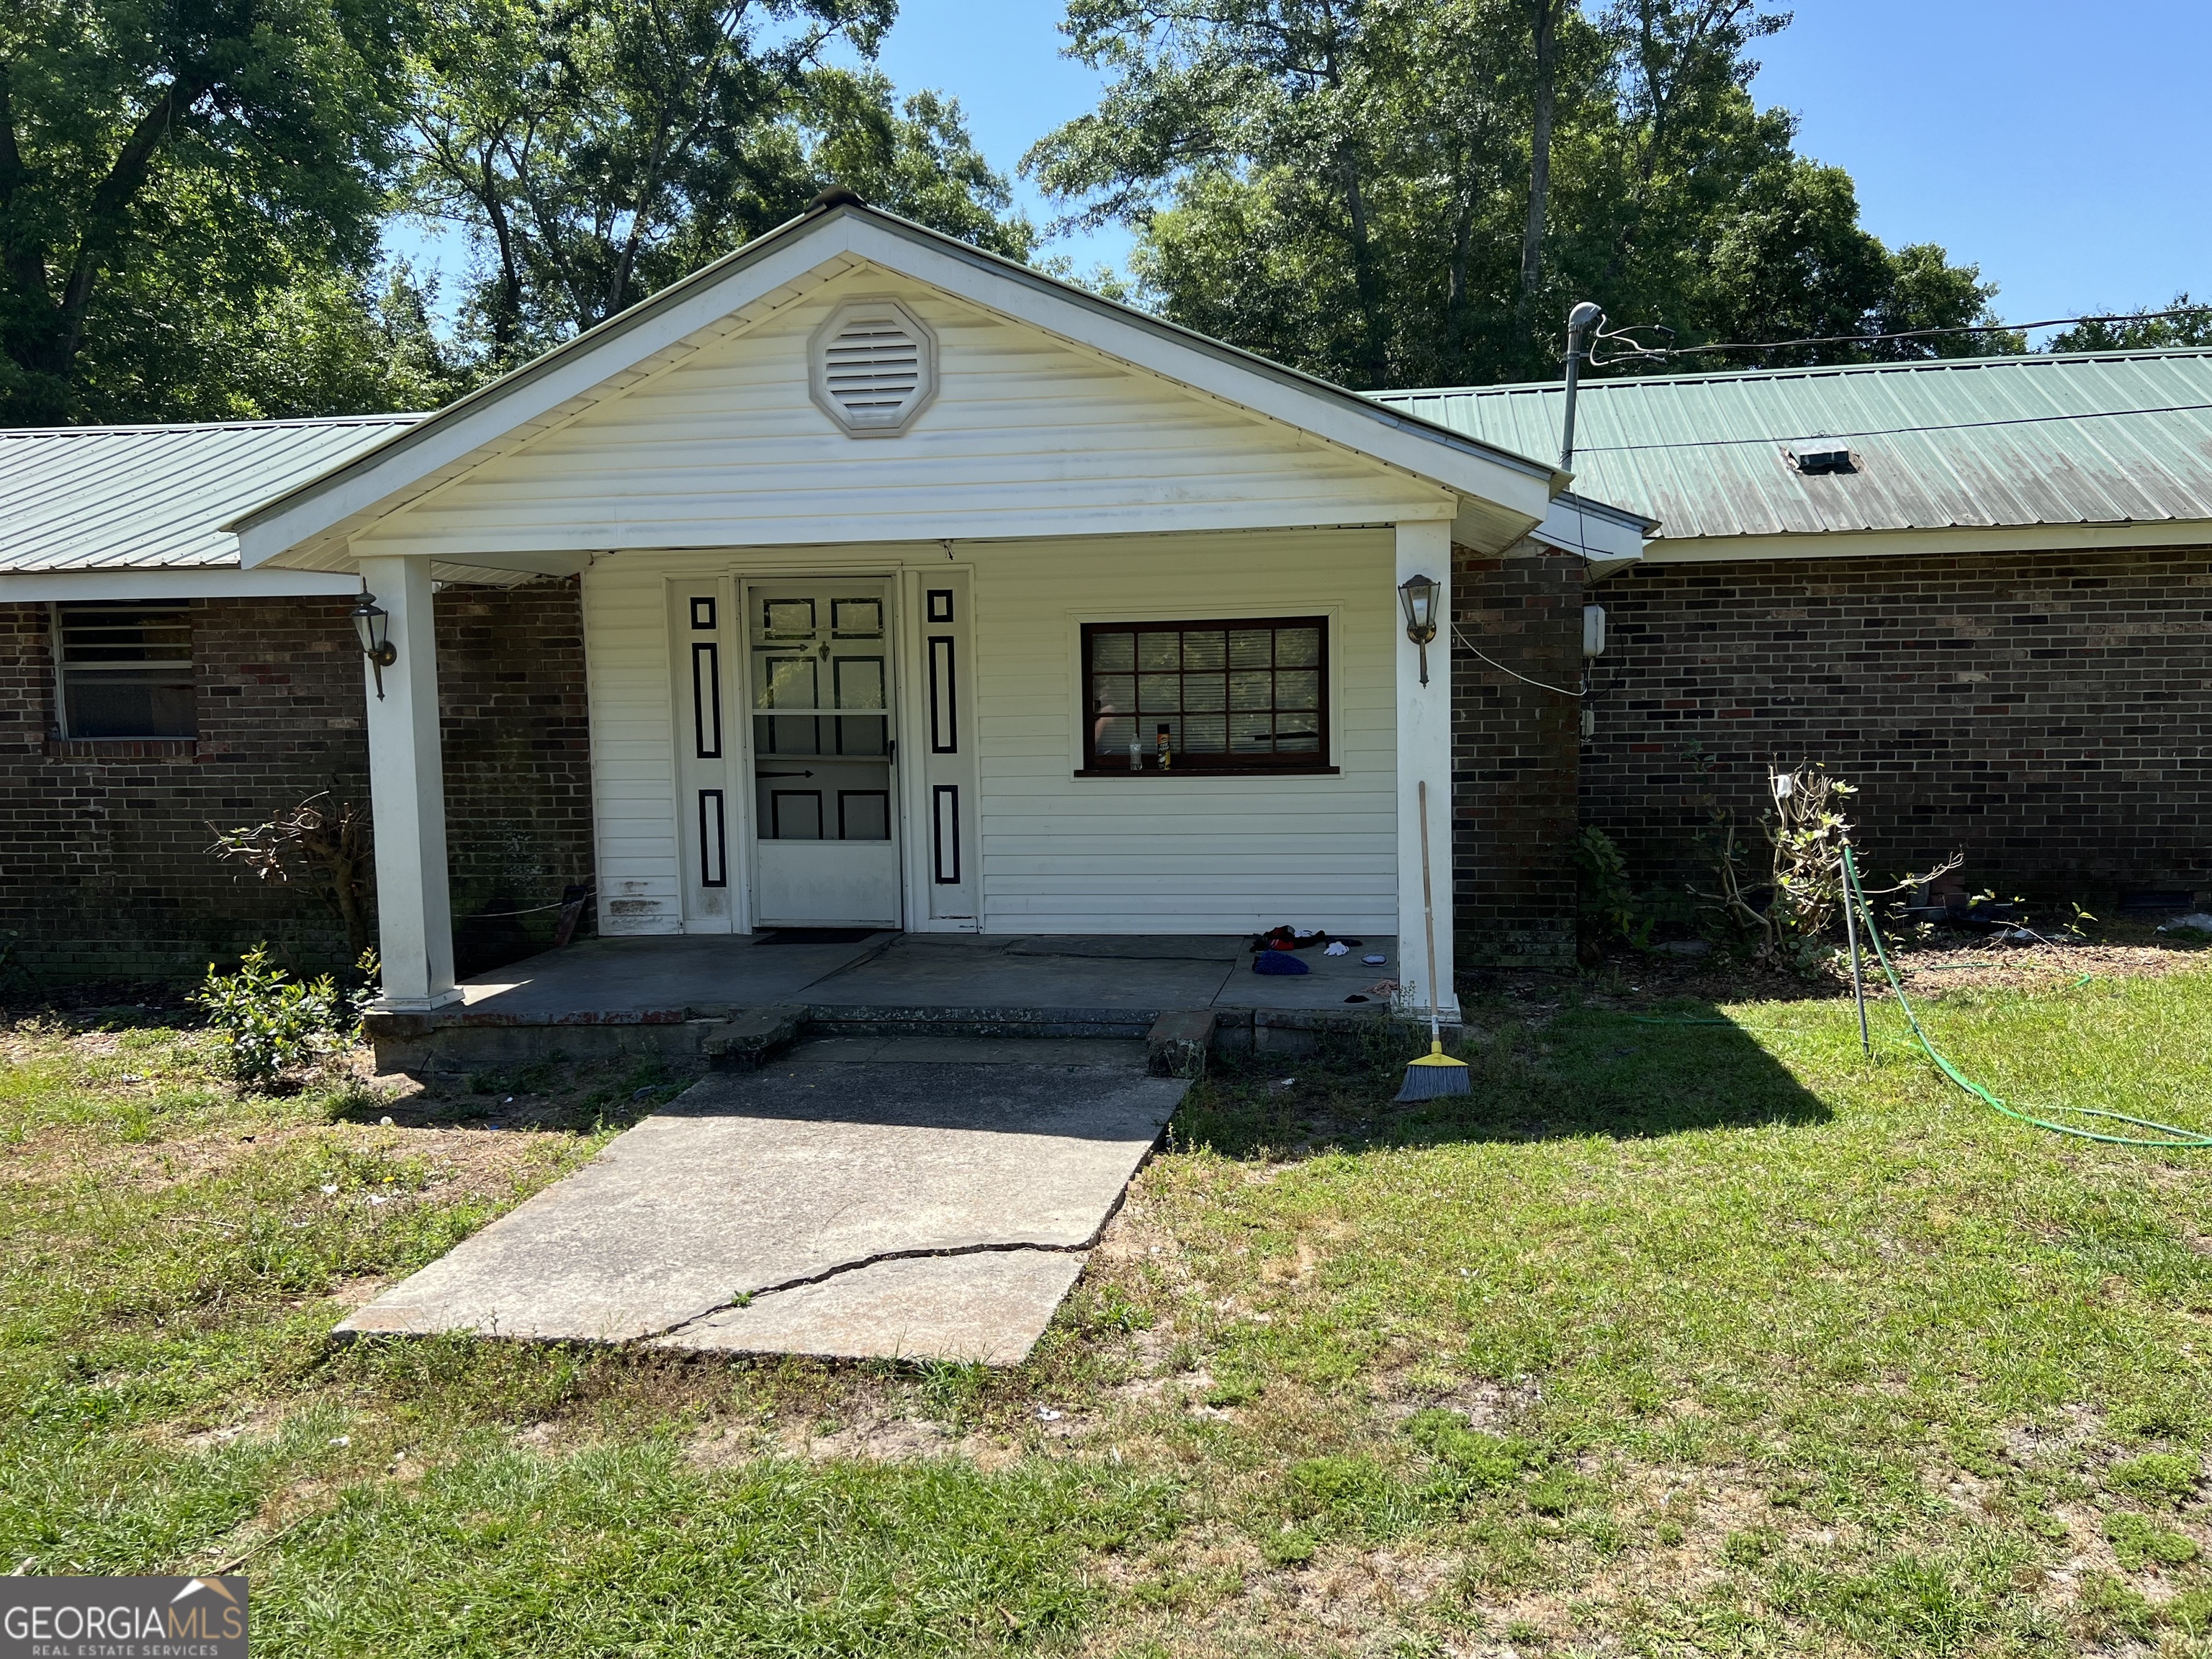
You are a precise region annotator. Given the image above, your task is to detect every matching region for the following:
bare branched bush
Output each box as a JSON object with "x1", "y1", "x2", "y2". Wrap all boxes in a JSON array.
[
  {"x1": 1696, "y1": 763, "x2": 1961, "y2": 974},
  {"x1": 208, "y1": 792, "x2": 372, "y2": 956}
]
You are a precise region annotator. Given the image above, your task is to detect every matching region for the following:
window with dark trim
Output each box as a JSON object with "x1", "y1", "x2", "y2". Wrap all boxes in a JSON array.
[
  {"x1": 49, "y1": 601, "x2": 196, "y2": 739},
  {"x1": 1080, "y1": 617, "x2": 1328, "y2": 774}
]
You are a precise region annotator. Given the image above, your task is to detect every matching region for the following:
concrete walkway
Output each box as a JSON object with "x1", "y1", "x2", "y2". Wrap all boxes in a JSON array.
[{"x1": 338, "y1": 1038, "x2": 1184, "y2": 1364}]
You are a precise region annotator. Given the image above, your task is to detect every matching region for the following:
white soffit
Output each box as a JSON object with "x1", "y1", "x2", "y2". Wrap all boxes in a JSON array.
[{"x1": 230, "y1": 204, "x2": 1565, "y2": 570}]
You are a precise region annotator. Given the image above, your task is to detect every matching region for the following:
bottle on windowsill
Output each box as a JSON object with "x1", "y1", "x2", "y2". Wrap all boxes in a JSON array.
[{"x1": 1128, "y1": 734, "x2": 1142, "y2": 772}]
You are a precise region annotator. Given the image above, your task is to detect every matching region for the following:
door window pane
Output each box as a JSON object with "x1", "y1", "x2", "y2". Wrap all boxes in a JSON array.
[
  {"x1": 761, "y1": 598, "x2": 816, "y2": 639},
  {"x1": 833, "y1": 657, "x2": 885, "y2": 709},
  {"x1": 757, "y1": 655, "x2": 817, "y2": 709},
  {"x1": 832, "y1": 598, "x2": 883, "y2": 637},
  {"x1": 839, "y1": 791, "x2": 891, "y2": 841},
  {"x1": 836, "y1": 714, "x2": 888, "y2": 756},
  {"x1": 770, "y1": 791, "x2": 823, "y2": 839}
]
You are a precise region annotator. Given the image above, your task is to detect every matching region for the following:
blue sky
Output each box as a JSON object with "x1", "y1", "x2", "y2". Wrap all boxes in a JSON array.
[{"x1": 397, "y1": 1, "x2": 2212, "y2": 346}]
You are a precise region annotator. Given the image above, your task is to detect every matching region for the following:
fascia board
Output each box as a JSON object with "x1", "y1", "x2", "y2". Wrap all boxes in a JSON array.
[
  {"x1": 351, "y1": 498, "x2": 1459, "y2": 561},
  {"x1": 0, "y1": 566, "x2": 363, "y2": 600},
  {"x1": 1642, "y1": 517, "x2": 2212, "y2": 562},
  {"x1": 235, "y1": 207, "x2": 1557, "y2": 567}
]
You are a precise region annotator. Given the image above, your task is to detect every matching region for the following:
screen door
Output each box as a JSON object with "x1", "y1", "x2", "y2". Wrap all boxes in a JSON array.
[{"x1": 748, "y1": 580, "x2": 901, "y2": 927}]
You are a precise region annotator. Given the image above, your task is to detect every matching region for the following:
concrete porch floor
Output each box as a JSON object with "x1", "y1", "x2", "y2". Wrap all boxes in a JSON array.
[{"x1": 368, "y1": 931, "x2": 1407, "y2": 1073}]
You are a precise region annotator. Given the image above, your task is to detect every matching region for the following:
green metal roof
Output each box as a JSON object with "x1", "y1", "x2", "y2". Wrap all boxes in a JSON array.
[
  {"x1": 0, "y1": 415, "x2": 425, "y2": 573},
  {"x1": 1372, "y1": 348, "x2": 2212, "y2": 543}
]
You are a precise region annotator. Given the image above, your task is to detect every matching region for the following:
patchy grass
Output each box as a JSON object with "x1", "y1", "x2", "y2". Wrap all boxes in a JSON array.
[{"x1": 6, "y1": 967, "x2": 2212, "y2": 1655}]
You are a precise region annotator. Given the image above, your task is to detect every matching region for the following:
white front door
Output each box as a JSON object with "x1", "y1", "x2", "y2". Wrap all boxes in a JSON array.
[{"x1": 746, "y1": 580, "x2": 902, "y2": 928}]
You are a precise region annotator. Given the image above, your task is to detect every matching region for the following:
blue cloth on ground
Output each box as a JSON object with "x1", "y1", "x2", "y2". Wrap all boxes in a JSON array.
[{"x1": 1253, "y1": 950, "x2": 1310, "y2": 975}]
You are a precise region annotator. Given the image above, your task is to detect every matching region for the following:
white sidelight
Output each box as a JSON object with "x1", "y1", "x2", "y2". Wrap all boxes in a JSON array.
[
  {"x1": 357, "y1": 554, "x2": 459, "y2": 1010},
  {"x1": 1394, "y1": 520, "x2": 1458, "y2": 1020}
]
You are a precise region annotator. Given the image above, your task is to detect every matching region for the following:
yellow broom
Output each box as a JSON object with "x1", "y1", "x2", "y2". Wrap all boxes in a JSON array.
[{"x1": 1395, "y1": 778, "x2": 1471, "y2": 1101}]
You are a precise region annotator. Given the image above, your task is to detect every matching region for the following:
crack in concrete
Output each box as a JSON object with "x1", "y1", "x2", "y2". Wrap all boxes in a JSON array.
[
  {"x1": 649, "y1": 1179, "x2": 1138, "y2": 1344},
  {"x1": 651, "y1": 1241, "x2": 1084, "y2": 1344}
]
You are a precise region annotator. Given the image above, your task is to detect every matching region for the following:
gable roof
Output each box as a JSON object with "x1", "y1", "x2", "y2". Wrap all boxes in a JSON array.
[
  {"x1": 1374, "y1": 349, "x2": 2212, "y2": 552},
  {"x1": 0, "y1": 415, "x2": 421, "y2": 575},
  {"x1": 230, "y1": 199, "x2": 1568, "y2": 569}
]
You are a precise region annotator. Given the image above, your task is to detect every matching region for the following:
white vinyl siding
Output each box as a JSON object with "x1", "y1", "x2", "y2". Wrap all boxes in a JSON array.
[
  {"x1": 973, "y1": 529, "x2": 1395, "y2": 935},
  {"x1": 581, "y1": 562, "x2": 683, "y2": 932},
  {"x1": 354, "y1": 271, "x2": 1451, "y2": 560},
  {"x1": 579, "y1": 529, "x2": 1396, "y2": 939}
]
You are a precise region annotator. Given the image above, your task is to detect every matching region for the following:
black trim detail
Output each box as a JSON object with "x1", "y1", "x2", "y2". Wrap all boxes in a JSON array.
[
  {"x1": 698, "y1": 789, "x2": 727, "y2": 887},
  {"x1": 691, "y1": 642, "x2": 722, "y2": 757},
  {"x1": 927, "y1": 635, "x2": 958, "y2": 754},
  {"x1": 926, "y1": 588, "x2": 954, "y2": 624},
  {"x1": 690, "y1": 596, "x2": 716, "y2": 629},
  {"x1": 932, "y1": 784, "x2": 961, "y2": 884}
]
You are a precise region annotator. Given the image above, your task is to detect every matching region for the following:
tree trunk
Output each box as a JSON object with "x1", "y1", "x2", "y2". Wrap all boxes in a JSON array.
[
  {"x1": 2, "y1": 71, "x2": 210, "y2": 390},
  {"x1": 1338, "y1": 140, "x2": 1389, "y2": 388},
  {"x1": 1516, "y1": 0, "x2": 1560, "y2": 331}
]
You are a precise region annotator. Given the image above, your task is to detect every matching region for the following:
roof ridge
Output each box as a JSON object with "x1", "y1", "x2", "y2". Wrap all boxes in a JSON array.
[{"x1": 1374, "y1": 344, "x2": 2212, "y2": 401}]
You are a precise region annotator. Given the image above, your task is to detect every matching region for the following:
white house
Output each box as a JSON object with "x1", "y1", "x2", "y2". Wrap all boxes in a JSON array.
[{"x1": 220, "y1": 194, "x2": 1644, "y2": 1016}]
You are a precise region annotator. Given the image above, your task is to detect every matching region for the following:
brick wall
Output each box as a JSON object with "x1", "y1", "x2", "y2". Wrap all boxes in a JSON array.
[
  {"x1": 1581, "y1": 544, "x2": 2212, "y2": 902},
  {"x1": 0, "y1": 580, "x2": 594, "y2": 984},
  {"x1": 435, "y1": 586, "x2": 596, "y2": 971},
  {"x1": 1451, "y1": 537, "x2": 1586, "y2": 967}
]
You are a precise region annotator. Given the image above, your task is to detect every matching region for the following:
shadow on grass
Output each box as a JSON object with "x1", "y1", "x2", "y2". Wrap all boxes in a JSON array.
[{"x1": 1174, "y1": 1001, "x2": 1828, "y2": 1158}]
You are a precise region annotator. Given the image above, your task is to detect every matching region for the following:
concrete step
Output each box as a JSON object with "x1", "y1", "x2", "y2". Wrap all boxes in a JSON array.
[{"x1": 369, "y1": 996, "x2": 1401, "y2": 1076}]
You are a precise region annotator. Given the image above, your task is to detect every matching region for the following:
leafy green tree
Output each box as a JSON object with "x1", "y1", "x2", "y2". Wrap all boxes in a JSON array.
[
  {"x1": 408, "y1": 0, "x2": 1033, "y2": 369},
  {"x1": 1028, "y1": 0, "x2": 2007, "y2": 389},
  {"x1": 0, "y1": 0, "x2": 411, "y2": 423},
  {"x1": 78, "y1": 261, "x2": 475, "y2": 423}
]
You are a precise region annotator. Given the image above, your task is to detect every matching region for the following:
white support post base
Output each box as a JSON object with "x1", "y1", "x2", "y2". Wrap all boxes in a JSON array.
[
  {"x1": 358, "y1": 555, "x2": 460, "y2": 1011},
  {"x1": 1395, "y1": 520, "x2": 1460, "y2": 1023}
]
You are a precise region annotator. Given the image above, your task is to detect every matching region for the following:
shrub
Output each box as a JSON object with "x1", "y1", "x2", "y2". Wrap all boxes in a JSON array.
[{"x1": 194, "y1": 945, "x2": 368, "y2": 1088}]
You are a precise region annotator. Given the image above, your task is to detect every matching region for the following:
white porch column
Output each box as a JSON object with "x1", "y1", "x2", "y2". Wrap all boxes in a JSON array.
[
  {"x1": 357, "y1": 554, "x2": 459, "y2": 1010},
  {"x1": 1394, "y1": 520, "x2": 1459, "y2": 1022}
]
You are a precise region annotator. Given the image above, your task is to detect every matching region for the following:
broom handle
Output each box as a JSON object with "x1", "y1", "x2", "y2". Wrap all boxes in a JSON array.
[{"x1": 1418, "y1": 778, "x2": 1441, "y2": 1041}]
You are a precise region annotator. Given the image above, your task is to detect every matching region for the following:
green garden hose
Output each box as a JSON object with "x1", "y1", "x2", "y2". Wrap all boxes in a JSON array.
[{"x1": 1841, "y1": 846, "x2": 2212, "y2": 1149}]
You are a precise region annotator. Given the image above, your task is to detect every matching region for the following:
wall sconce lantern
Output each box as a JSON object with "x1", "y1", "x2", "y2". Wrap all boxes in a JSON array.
[
  {"x1": 1398, "y1": 572, "x2": 1441, "y2": 685},
  {"x1": 350, "y1": 590, "x2": 397, "y2": 698}
]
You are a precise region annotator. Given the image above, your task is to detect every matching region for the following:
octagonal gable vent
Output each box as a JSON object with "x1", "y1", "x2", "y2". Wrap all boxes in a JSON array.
[{"x1": 809, "y1": 298, "x2": 938, "y2": 438}]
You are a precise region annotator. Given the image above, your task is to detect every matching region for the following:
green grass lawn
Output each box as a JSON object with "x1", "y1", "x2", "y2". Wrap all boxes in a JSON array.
[{"x1": 4, "y1": 968, "x2": 2212, "y2": 1655}]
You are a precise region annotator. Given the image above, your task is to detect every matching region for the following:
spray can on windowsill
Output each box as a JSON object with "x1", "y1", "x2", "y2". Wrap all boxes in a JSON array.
[{"x1": 1156, "y1": 723, "x2": 1173, "y2": 771}]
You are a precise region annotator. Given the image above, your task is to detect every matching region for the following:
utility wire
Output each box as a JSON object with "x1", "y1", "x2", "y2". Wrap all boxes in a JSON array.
[
  {"x1": 1593, "y1": 305, "x2": 2212, "y2": 364},
  {"x1": 1451, "y1": 624, "x2": 1583, "y2": 698}
]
